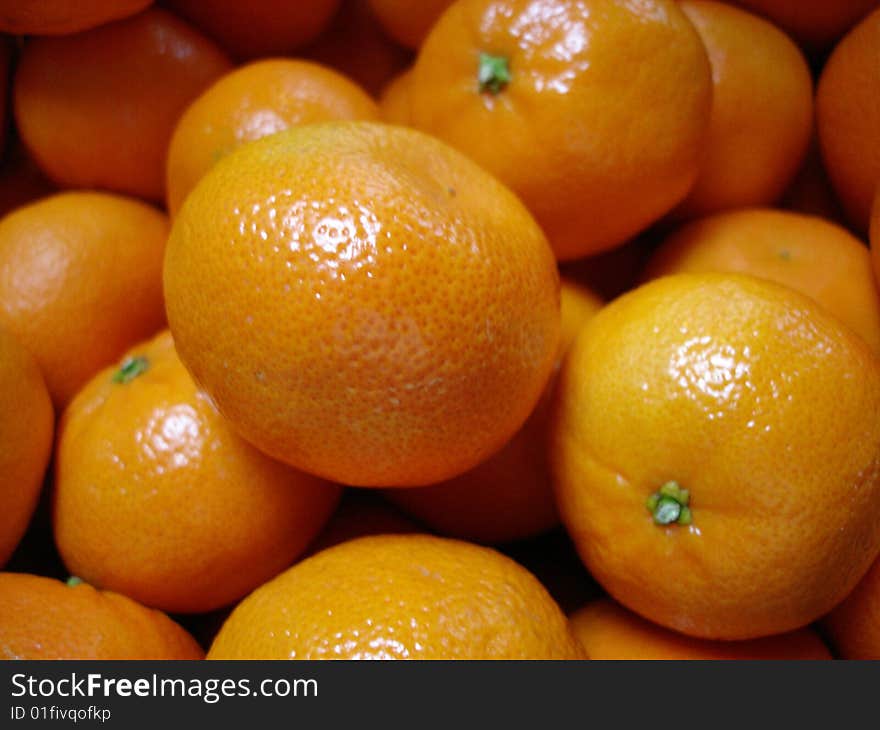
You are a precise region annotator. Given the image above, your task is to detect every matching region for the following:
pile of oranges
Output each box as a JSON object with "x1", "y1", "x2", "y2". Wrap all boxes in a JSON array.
[{"x1": 2, "y1": 0, "x2": 880, "y2": 661}]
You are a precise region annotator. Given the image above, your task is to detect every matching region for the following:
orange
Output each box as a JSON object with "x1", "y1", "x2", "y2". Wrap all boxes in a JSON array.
[
  {"x1": 0, "y1": 0, "x2": 151, "y2": 35},
  {"x1": 384, "y1": 279, "x2": 602, "y2": 544},
  {"x1": 307, "y1": 490, "x2": 423, "y2": 554},
  {"x1": 53, "y1": 330, "x2": 341, "y2": 615},
  {"x1": 164, "y1": 122, "x2": 560, "y2": 488},
  {"x1": 673, "y1": 2, "x2": 813, "y2": 219},
  {"x1": 571, "y1": 598, "x2": 832, "y2": 660},
  {"x1": 731, "y1": 0, "x2": 879, "y2": 50},
  {"x1": 824, "y1": 556, "x2": 880, "y2": 659},
  {"x1": 368, "y1": 0, "x2": 454, "y2": 48},
  {"x1": 14, "y1": 8, "x2": 231, "y2": 203},
  {"x1": 379, "y1": 68, "x2": 412, "y2": 125},
  {"x1": 643, "y1": 208, "x2": 880, "y2": 355},
  {"x1": 0, "y1": 328, "x2": 52, "y2": 567},
  {"x1": 873, "y1": 191, "x2": 880, "y2": 282},
  {"x1": 407, "y1": 0, "x2": 712, "y2": 260},
  {"x1": 0, "y1": 192, "x2": 167, "y2": 407},
  {"x1": 0, "y1": 573, "x2": 203, "y2": 659},
  {"x1": 551, "y1": 273, "x2": 880, "y2": 639},
  {"x1": 163, "y1": 0, "x2": 340, "y2": 60},
  {"x1": 207, "y1": 534, "x2": 586, "y2": 659},
  {"x1": 166, "y1": 59, "x2": 379, "y2": 216},
  {"x1": 817, "y1": 7, "x2": 880, "y2": 234},
  {"x1": 303, "y1": 0, "x2": 413, "y2": 98},
  {"x1": 0, "y1": 37, "x2": 10, "y2": 154}
]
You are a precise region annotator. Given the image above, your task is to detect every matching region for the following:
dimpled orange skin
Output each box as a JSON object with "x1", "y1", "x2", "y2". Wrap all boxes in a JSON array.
[
  {"x1": 824, "y1": 556, "x2": 880, "y2": 659},
  {"x1": 384, "y1": 280, "x2": 602, "y2": 544},
  {"x1": 54, "y1": 330, "x2": 341, "y2": 614},
  {"x1": 673, "y1": 2, "x2": 813, "y2": 220},
  {"x1": 0, "y1": 329, "x2": 53, "y2": 567},
  {"x1": 379, "y1": 69, "x2": 412, "y2": 125},
  {"x1": 408, "y1": 0, "x2": 712, "y2": 260},
  {"x1": 817, "y1": 7, "x2": 880, "y2": 235},
  {"x1": 207, "y1": 534, "x2": 586, "y2": 659},
  {"x1": 368, "y1": 0, "x2": 455, "y2": 48},
  {"x1": 551, "y1": 273, "x2": 880, "y2": 640},
  {"x1": 0, "y1": 192, "x2": 168, "y2": 407},
  {"x1": 732, "y1": 0, "x2": 879, "y2": 50},
  {"x1": 0, "y1": 0, "x2": 151, "y2": 35},
  {"x1": 0, "y1": 573, "x2": 204, "y2": 660},
  {"x1": 167, "y1": 59, "x2": 379, "y2": 216},
  {"x1": 13, "y1": 8, "x2": 231, "y2": 203},
  {"x1": 164, "y1": 0, "x2": 340, "y2": 60},
  {"x1": 164, "y1": 122, "x2": 561, "y2": 488},
  {"x1": 571, "y1": 599, "x2": 831, "y2": 660},
  {"x1": 303, "y1": 0, "x2": 413, "y2": 99},
  {"x1": 644, "y1": 208, "x2": 880, "y2": 355}
]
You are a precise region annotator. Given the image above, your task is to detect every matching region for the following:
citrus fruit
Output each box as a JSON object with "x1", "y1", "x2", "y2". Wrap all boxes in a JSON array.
[
  {"x1": 571, "y1": 598, "x2": 831, "y2": 660},
  {"x1": 731, "y1": 0, "x2": 879, "y2": 50},
  {"x1": 368, "y1": 0, "x2": 454, "y2": 48},
  {"x1": 166, "y1": 58, "x2": 379, "y2": 216},
  {"x1": 823, "y1": 557, "x2": 880, "y2": 659},
  {"x1": 0, "y1": 573, "x2": 204, "y2": 659},
  {"x1": 408, "y1": 0, "x2": 712, "y2": 259},
  {"x1": 379, "y1": 68, "x2": 411, "y2": 125},
  {"x1": 163, "y1": 0, "x2": 340, "y2": 60},
  {"x1": 54, "y1": 330, "x2": 342, "y2": 614},
  {"x1": 384, "y1": 279, "x2": 602, "y2": 544},
  {"x1": 0, "y1": 0, "x2": 151, "y2": 35},
  {"x1": 551, "y1": 273, "x2": 880, "y2": 639},
  {"x1": 673, "y1": 1, "x2": 813, "y2": 219},
  {"x1": 644, "y1": 208, "x2": 880, "y2": 355},
  {"x1": 164, "y1": 121, "x2": 560, "y2": 487},
  {"x1": 14, "y1": 7, "x2": 231, "y2": 202},
  {"x1": 0, "y1": 191, "x2": 168, "y2": 407},
  {"x1": 817, "y1": 6, "x2": 880, "y2": 234},
  {"x1": 207, "y1": 534, "x2": 586, "y2": 659},
  {"x1": 0, "y1": 328, "x2": 53, "y2": 567},
  {"x1": 303, "y1": 0, "x2": 413, "y2": 98}
]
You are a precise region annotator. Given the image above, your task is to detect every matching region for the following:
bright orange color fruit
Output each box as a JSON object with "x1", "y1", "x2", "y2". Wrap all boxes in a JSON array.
[
  {"x1": 368, "y1": 0, "x2": 454, "y2": 48},
  {"x1": 731, "y1": 0, "x2": 879, "y2": 50},
  {"x1": 0, "y1": 191, "x2": 168, "y2": 407},
  {"x1": 303, "y1": 0, "x2": 413, "y2": 98},
  {"x1": 164, "y1": 122, "x2": 560, "y2": 488},
  {"x1": 166, "y1": 59, "x2": 379, "y2": 216},
  {"x1": 644, "y1": 208, "x2": 880, "y2": 355},
  {"x1": 207, "y1": 534, "x2": 586, "y2": 659},
  {"x1": 54, "y1": 330, "x2": 341, "y2": 615},
  {"x1": 673, "y1": 1, "x2": 813, "y2": 219},
  {"x1": 14, "y1": 8, "x2": 231, "y2": 202},
  {"x1": 824, "y1": 556, "x2": 880, "y2": 659},
  {"x1": 817, "y1": 7, "x2": 880, "y2": 234},
  {"x1": 164, "y1": 0, "x2": 340, "y2": 60},
  {"x1": 0, "y1": 0, "x2": 151, "y2": 35},
  {"x1": 0, "y1": 573, "x2": 204, "y2": 659},
  {"x1": 571, "y1": 599, "x2": 831, "y2": 660},
  {"x1": 385, "y1": 280, "x2": 602, "y2": 544},
  {"x1": 379, "y1": 68, "x2": 412, "y2": 125},
  {"x1": 551, "y1": 273, "x2": 880, "y2": 640},
  {"x1": 0, "y1": 329, "x2": 53, "y2": 567},
  {"x1": 408, "y1": 0, "x2": 712, "y2": 260}
]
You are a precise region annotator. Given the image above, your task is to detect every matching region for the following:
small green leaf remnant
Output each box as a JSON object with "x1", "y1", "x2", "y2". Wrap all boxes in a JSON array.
[
  {"x1": 112, "y1": 356, "x2": 149, "y2": 384},
  {"x1": 66, "y1": 576, "x2": 83, "y2": 587},
  {"x1": 478, "y1": 52, "x2": 511, "y2": 95},
  {"x1": 646, "y1": 481, "x2": 692, "y2": 526}
]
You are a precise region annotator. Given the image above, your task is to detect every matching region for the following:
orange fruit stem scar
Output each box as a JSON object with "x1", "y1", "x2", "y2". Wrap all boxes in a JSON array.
[
  {"x1": 112, "y1": 356, "x2": 149, "y2": 384},
  {"x1": 66, "y1": 576, "x2": 83, "y2": 587},
  {"x1": 478, "y1": 52, "x2": 510, "y2": 95},
  {"x1": 646, "y1": 481, "x2": 692, "y2": 526}
]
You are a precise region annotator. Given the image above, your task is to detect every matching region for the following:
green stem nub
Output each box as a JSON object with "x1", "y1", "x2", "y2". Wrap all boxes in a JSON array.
[
  {"x1": 478, "y1": 52, "x2": 511, "y2": 95},
  {"x1": 112, "y1": 356, "x2": 148, "y2": 384},
  {"x1": 646, "y1": 481, "x2": 692, "y2": 526},
  {"x1": 66, "y1": 576, "x2": 83, "y2": 587}
]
